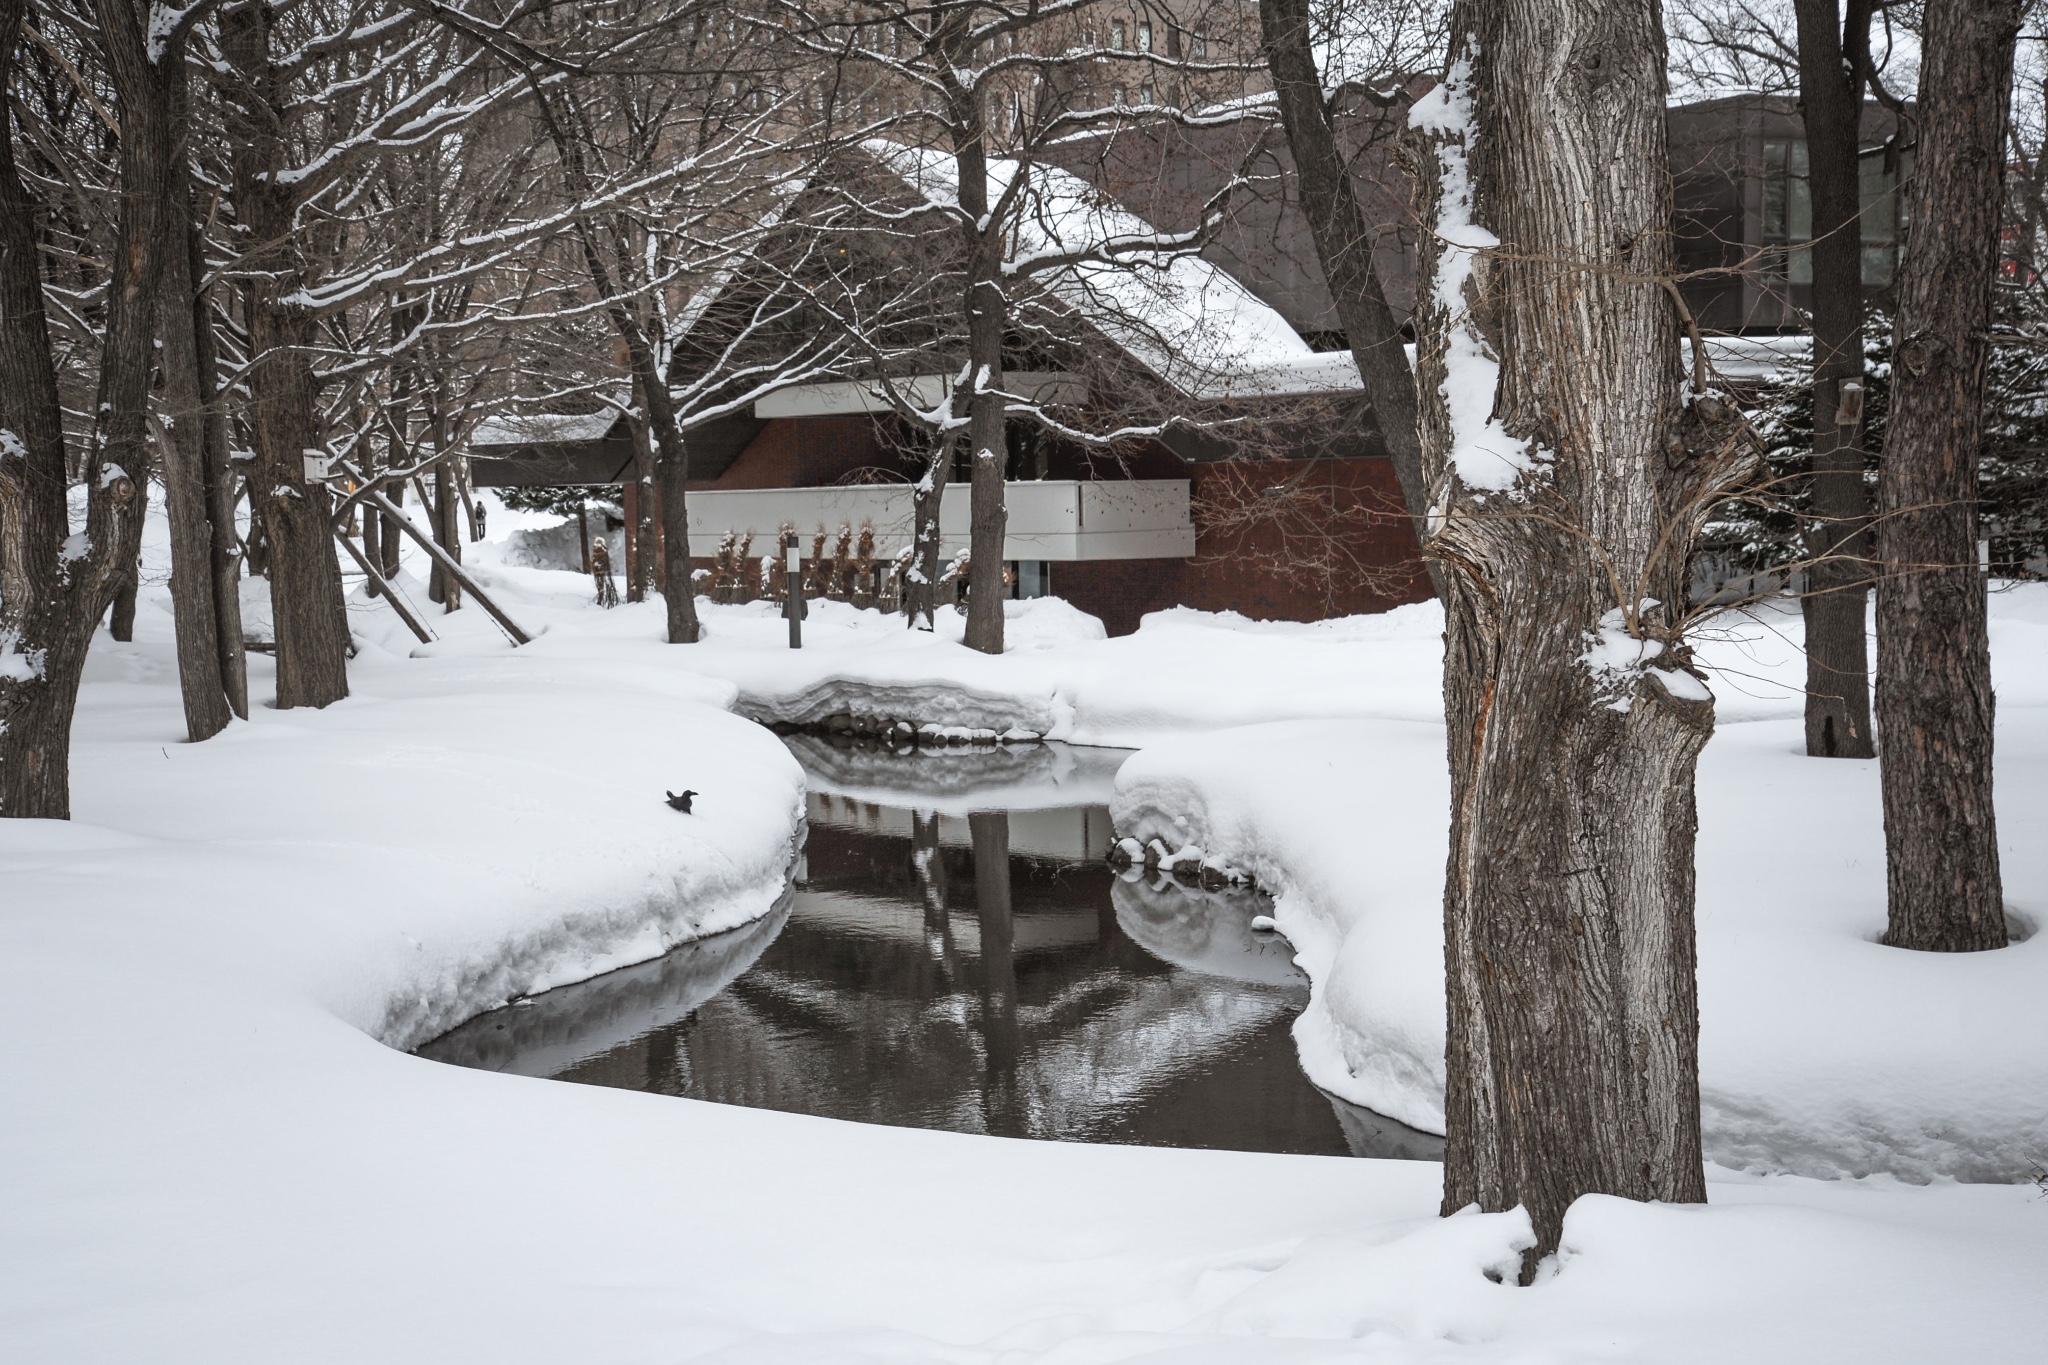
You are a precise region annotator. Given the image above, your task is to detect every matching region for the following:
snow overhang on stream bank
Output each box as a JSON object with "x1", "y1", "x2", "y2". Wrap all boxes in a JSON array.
[{"x1": 8, "y1": 498, "x2": 2048, "y2": 1362}]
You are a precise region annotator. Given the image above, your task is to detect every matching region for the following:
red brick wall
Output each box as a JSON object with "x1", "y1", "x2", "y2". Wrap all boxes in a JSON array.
[{"x1": 1050, "y1": 457, "x2": 1430, "y2": 636}]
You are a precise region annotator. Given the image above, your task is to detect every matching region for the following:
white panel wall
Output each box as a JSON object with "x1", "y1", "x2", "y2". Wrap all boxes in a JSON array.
[{"x1": 686, "y1": 480, "x2": 1194, "y2": 561}]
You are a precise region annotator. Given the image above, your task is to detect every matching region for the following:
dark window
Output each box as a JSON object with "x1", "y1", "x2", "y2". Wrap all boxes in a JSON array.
[
  {"x1": 1762, "y1": 138, "x2": 1913, "y2": 289},
  {"x1": 1761, "y1": 140, "x2": 1812, "y2": 286}
]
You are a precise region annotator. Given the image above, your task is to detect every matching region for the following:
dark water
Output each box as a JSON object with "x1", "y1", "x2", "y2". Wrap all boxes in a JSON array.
[{"x1": 418, "y1": 737, "x2": 1442, "y2": 1160}]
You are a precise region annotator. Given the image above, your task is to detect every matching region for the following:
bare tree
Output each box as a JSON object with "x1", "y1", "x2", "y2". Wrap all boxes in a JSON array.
[
  {"x1": 1788, "y1": 0, "x2": 1893, "y2": 759},
  {"x1": 1874, "y1": 0, "x2": 2022, "y2": 953},
  {"x1": 778, "y1": 0, "x2": 1266, "y2": 652},
  {"x1": 1, "y1": 0, "x2": 146, "y2": 817},
  {"x1": 207, "y1": 0, "x2": 523, "y2": 701},
  {"x1": 1414, "y1": 3, "x2": 1751, "y2": 1270},
  {"x1": 1669, "y1": 0, "x2": 1918, "y2": 757},
  {"x1": 90, "y1": 0, "x2": 245, "y2": 741},
  {"x1": 1257, "y1": 0, "x2": 1438, "y2": 577}
]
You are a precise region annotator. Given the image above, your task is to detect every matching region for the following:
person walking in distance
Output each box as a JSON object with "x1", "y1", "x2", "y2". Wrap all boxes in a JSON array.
[{"x1": 590, "y1": 535, "x2": 619, "y2": 608}]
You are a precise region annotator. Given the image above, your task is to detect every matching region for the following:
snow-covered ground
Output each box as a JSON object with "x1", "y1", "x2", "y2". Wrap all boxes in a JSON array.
[{"x1": 5, "y1": 495, "x2": 2046, "y2": 1361}]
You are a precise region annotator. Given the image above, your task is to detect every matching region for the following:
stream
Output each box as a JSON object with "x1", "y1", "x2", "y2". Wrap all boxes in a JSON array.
[{"x1": 418, "y1": 736, "x2": 1443, "y2": 1160}]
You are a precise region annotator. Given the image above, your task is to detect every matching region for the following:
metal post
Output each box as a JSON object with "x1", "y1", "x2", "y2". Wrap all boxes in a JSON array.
[{"x1": 785, "y1": 532, "x2": 804, "y2": 649}]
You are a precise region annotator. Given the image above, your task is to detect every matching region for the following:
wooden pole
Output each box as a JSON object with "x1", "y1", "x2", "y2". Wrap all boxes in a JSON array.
[
  {"x1": 343, "y1": 473, "x2": 531, "y2": 646},
  {"x1": 332, "y1": 524, "x2": 436, "y2": 645}
]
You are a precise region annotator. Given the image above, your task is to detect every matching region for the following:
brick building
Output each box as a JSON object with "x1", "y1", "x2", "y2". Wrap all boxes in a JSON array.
[{"x1": 472, "y1": 93, "x2": 1897, "y2": 633}]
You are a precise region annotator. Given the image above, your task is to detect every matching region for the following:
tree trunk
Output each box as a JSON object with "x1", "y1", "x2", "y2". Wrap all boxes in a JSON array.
[
  {"x1": 1874, "y1": 0, "x2": 2019, "y2": 953},
  {"x1": 1418, "y1": 4, "x2": 1746, "y2": 1269},
  {"x1": 109, "y1": 563, "x2": 138, "y2": 642},
  {"x1": 622, "y1": 481, "x2": 641, "y2": 596},
  {"x1": 189, "y1": 198, "x2": 249, "y2": 719},
  {"x1": 1793, "y1": 0, "x2": 1876, "y2": 758},
  {"x1": 153, "y1": 139, "x2": 235, "y2": 738},
  {"x1": 382, "y1": 309, "x2": 417, "y2": 583},
  {"x1": 904, "y1": 439, "x2": 949, "y2": 630},
  {"x1": 949, "y1": 77, "x2": 1007, "y2": 656},
  {"x1": 963, "y1": 375, "x2": 1006, "y2": 653},
  {"x1": 380, "y1": 479, "x2": 404, "y2": 579},
  {"x1": 1259, "y1": 0, "x2": 1441, "y2": 599},
  {"x1": 91, "y1": 0, "x2": 232, "y2": 742},
  {"x1": 0, "y1": 0, "x2": 145, "y2": 817},
  {"x1": 656, "y1": 435, "x2": 699, "y2": 642},
  {"x1": 221, "y1": 0, "x2": 351, "y2": 711},
  {"x1": 635, "y1": 473, "x2": 658, "y2": 605},
  {"x1": 433, "y1": 456, "x2": 461, "y2": 612},
  {"x1": 361, "y1": 484, "x2": 382, "y2": 597}
]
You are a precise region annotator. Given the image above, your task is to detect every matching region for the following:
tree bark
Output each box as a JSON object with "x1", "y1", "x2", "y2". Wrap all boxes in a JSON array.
[
  {"x1": 963, "y1": 368, "x2": 1007, "y2": 652},
  {"x1": 0, "y1": 0, "x2": 145, "y2": 817},
  {"x1": 380, "y1": 479, "x2": 404, "y2": 579},
  {"x1": 656, "y1": 432, "x2": 699, "y2": 642},
  {"x1": 92, "y1": 0, "x2": 233, "y2": 742},
  {"x1": 904, "y1": 437, "x2": 949, "y2": 630},
  {"x1": 944, "y1": 44, "x2": 1007, "y2": 656},
  {"x1": 433, "y1": 455, "x2": 461, "y2": 612},
  {"x1": 108, "y1": 560, "x2": 138, "y2": 642},
  {"x1": 1874, "y1": 0, "x2": 2019, "y2": 953},
  {"x1": 1259, "y1": 0, "x2": 1441, "y2": 599},
  {"x1": 221, "y1": 0, "x2": 352, "y2": 711},
  {"x1": 361, "y1": 484, "x2": 382, "y2": 597},
  {"x1": 1418, "y1": 4, "x2": 1746, "y2": 1269},
  {"x1": 189, "y1": 195, "x2": 249, "y2": 719},
  {"x1": 1793, "y1": 0, "x2": 1876, "y2": 758},
  {"x1": 382, "y1": 308, "x2": 418, "y2": 583}
]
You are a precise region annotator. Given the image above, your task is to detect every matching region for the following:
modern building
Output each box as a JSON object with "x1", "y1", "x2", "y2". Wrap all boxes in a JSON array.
[
  {"x1": 470, "y1": 93, "x2": 1902, "y2": 633},
  {"x1": 1669, "y1": 94, "x2": 1910, "y2": 333}
]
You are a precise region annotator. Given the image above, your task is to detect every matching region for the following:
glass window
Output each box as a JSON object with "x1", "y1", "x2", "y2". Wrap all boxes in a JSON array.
[
  {"x1": 1140, "y1": 81, "x2": 1155, "y2": 104},
  {"x1": 1138, "y1": 20, "x2": 1153, "y2": 52},
  {"x1": 1192, "y1": 33, "x2": 1207, "y2": 58},
  {"x1": 1761, "y1": 140, "x2": 1812, "y2": 286},
  {"x1": 1111, "y1": 19, "x2": 1126, "y2": 49},
  {"x1": 1857, "y1": 147, "x2": 1913, "y2": 286}
]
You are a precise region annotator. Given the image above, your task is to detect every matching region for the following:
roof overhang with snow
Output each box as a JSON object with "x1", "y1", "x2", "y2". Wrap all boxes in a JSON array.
[{"x1": 753, "y1": 371, "x2": 1090, "y2": 419}]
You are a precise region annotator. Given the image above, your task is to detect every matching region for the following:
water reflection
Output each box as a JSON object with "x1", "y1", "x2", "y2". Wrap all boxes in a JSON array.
[{"x1": 419, "y1": 739, "x2": 1442, "y2": 1160}]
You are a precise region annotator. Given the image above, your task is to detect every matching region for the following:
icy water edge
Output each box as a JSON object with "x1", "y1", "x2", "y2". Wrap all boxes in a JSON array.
[{"x1": 418, "y1": 736, "x2": 1442, "y2": 1161}]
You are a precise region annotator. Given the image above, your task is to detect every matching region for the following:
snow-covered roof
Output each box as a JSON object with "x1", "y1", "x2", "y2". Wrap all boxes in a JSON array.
[
  {"x1": 868, "y1": 141, "x2": 1358, "y2": 402},
  {"x1": 471, "y1": 412, "x2": 621, "y2": 448}
]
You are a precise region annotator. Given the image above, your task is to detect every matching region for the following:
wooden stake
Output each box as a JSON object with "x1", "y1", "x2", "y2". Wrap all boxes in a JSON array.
[
  {"x1": 332, "y1": 524, "x2": 436, "y2": 646},
  {"x1": 340, "y1": 470, "x2": 532, "y2": 646}
]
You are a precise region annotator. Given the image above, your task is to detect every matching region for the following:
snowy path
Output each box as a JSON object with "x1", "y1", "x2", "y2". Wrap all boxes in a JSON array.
[{"x1": 6, "y1": 507, "x2": 2047, "y2": 1359}]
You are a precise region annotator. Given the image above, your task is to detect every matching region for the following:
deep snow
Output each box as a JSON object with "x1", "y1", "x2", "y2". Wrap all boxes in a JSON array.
[{"x1": 5, "y1": 494, "x2": 2047, "y2": 1361}]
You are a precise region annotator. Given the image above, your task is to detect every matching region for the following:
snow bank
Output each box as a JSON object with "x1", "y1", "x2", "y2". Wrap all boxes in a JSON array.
[
  {"x1": 1112, "y1": 588, "x2": 2048, "y2": 1182},
  {"x1": 8, "y1": 496, "x2": 2045, "y2": 1360},
  {"x1": 667, "y1": 594, "x2": 1447, "y2": 744}
]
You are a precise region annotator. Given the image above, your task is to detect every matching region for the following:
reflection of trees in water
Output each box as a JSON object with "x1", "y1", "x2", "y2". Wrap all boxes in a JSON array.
[
  {"x1": 779, "y1": 733, "x2": 1127, "y2": 813},
  {"x1": 414, "y1": 900, "x2": 791, "y2": 1077},
  {"x1": 971, "y1": 811, "x2": 1024, "y2": 1136},
  {"x1": 1112, "y1": 873, "x2": 1306, "y2": 988},
  {"x1": 911, "y1": 810, "x2": 955, "y2": 979},
  {"x1": 419, "y1": 806, "x2": 1440, "y2": 1160}
]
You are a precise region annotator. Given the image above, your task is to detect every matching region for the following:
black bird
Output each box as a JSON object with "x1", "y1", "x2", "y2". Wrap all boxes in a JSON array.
[{"x1": 665, "y1": 790, "x2": 697, "y2": 813}]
